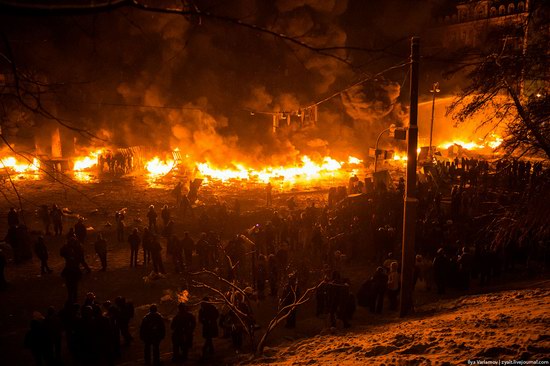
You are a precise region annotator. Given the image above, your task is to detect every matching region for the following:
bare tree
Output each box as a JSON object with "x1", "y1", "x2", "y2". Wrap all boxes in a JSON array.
[
  {"x1": 255, "y1": 279, "x2": 322, "y2": 356},
  {"x1": 447, "y1": 1, "x2": 550, "y2": 158}
]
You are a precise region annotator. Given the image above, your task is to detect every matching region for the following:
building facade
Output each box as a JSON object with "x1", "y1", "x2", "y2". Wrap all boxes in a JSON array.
[{"x1": 429, "y1": 0, "x2": 529, "y2": 50}]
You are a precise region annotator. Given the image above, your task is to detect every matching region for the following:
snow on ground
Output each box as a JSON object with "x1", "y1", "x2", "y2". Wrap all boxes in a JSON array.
[{"x1": 251, "y1": 285, "x2": 550, "y2": 365}]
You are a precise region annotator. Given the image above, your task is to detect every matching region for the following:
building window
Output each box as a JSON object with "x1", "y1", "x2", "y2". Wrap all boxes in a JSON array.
[
  {"x1": 508, "y1": 3, "x2": 515, "y2": 14},
  {"x1": 518, "y1": 2, "x2": 525, "y2": 12},
  {"x1": 490, "y1": 7, "x2": 497, "y2": 16},
  {"x1": 499, "y1": 5, "x2": 505, "y2": 15}
]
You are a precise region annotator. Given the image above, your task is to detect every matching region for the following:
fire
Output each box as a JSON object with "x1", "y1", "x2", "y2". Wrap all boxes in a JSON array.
[
  {"x1": 177, "y1": 290, "x2": 189, "y2": 303},
  {"x1": 196, "y1": 163, "x2": 249, "y2": 181},
  {"x1": 73, "y1": 150, "x2": 102, "y2": 171},
  {"x1": 393, "y1": 152, "x2": 408, "y2": 162},
  {"x1": 196, "y1": 155, "x2": 362, "y2": 184},
  {"x1": 0, "y1": 156, "x2": 40, "y2": 173},
  {"x1": 439, "y1": 134, "x2": 503, "y2": 151},
  {"x1": 487, "y1": 136, "x2": 503, "y2": 149},
  {"x1": 146, "y1": 157, "x2": 175, "y2": 177}
]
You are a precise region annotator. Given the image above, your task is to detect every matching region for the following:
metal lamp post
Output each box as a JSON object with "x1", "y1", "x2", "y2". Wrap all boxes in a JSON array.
[
  {"x1": 429, "y1": 82, "x2": 440, "y2": 161},
  {"x1": 374, "y1": 124, "x2": 396, "y2": 173}
]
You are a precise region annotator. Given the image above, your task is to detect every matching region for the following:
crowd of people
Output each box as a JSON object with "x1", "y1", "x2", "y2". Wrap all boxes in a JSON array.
[
  {"x1": 1, "y1": 156, "x2": 547, "y2": 364},
  {"x1": 24, "y1": 293, "x2": 134, "y2": 366}
]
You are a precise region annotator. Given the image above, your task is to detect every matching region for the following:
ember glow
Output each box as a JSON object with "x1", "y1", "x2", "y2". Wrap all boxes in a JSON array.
[
  {"x1": 145, "y1": 157, "x2": 175, "y2": 177},
  {"x1": 0, "y1": 156, "x2": 40, "y2": 173},
  {"x1": 197, "y1": 155, "x2": 363, "y2": 184}
]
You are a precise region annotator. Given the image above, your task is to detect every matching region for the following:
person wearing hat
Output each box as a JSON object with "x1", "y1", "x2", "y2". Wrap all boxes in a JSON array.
[
  {"x1": 171, "y1": 303, "x2": 196, "y2": 362},
  {"x1": 140, "y1": 304, "x2": 165, "y2": 366}
]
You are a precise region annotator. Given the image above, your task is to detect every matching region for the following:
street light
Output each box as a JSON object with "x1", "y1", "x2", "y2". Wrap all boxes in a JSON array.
[
  {"x1": 429, "y1": 82, "x2": 440, "y2": 161},
  {"x1": 374, "y1": 124, "x2": 396, "y2": 173}
]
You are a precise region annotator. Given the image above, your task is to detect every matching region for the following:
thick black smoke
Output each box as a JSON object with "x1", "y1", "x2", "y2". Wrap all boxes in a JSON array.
[{"x1": 0, "y1": 0, "x2": 435, "y2": 165}]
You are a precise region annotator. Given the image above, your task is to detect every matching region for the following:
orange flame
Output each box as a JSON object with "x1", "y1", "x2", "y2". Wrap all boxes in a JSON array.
[
  {"x1": 196, "y1": 155, "x2": 363, "y2": 184},
  {"x1": 146, "y1": 157, "x2": 175, "y2": 177},
  {"x1": 73, "y1": 150, "x2": 102, "y2": 171},
  {"x1": 439, "y1": 134, "x2": 503, "y2": 151},
  {"x1": 0, "y1": 156, "x2": 40, "y2": 173}
]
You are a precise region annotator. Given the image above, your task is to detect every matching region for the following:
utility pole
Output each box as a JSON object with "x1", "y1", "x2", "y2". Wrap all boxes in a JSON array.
[
  {"x1": 429, "y1": 82, "x2": 440, "y2": 161},
  {"x1": 400, "y1": 36, "x2": 420, "y2": 317}
]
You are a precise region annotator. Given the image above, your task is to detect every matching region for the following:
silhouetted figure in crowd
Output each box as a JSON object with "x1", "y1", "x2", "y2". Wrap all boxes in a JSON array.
[
  {"x1": 199, "y1": 297, "x2": 219, "y2": 359},
  {"x1": 328, "y1": 271, "x2": 352, "y2": 328},
  {"x1": 161, "y1": 204, "x2": 170, "y2": 229},
  {"x1": 140, "y1": 304, "x2": 165, "y2": 366},
  {"x1": 60, "y1": 238, "x2": 84, "y2": 304},
  {"x1": 163, "y1": 220, "x2": 174, "y2": 241},
  {"x1": 280, "y1": 273, "x2": 299, "y2": 328},
  {"x1": 38, "y1": 205, "x2": 51, "y2": 235},
  {"x1": 181, "y1": 232, "x2": 194, "y2": 268},
  {"x1": 387, "y1": 261, "x2": 400, "y2": 310},
  {"x1": 24, "y1": 312, "x2": 54, "y2": 366},
  {"x1": 433, "y1": 248, "x2": 449, "y2": 295},
  {"x1": 94, "y1": 234, "x2": 108, "y2": 271},
  {"x1": 50, "y1": 205, "x2": 63, "y2": 236},
  {"x1": 150, "y1": 235, "x2": 165, "y2": 274},
  {"x1": 196, "y1": 233, "x2": 209, "y2": 269},
  {"x1": 103, "y1": 305, "x2": 121, "y2": 365},
  {"x1": 173, "y1": 182, "x2": 182, "y2": 207},
  {"x1": 230, "y1": 292, "x2": 252, "y2": 352},
  {"x1": 371, "y1": 267, "x2": 387, "y2": 313},
  {"x1": 115, "y1": 296, "x2": 134, "y2": 346},
  {"x1": 84, "y1": 292, "x2": 97, "y2": 307},
  {"x1": 5, "y1": 224, "x2": 19, "y2": 263},
  {"x1": 34, "y1": 236, "x2": 52, "y2": 275},
  {"x1": 142, "y1": 227, "x2": 153, "y2": 267},
  {"x1": 128, "y1": 228, "x2": 141, "y2": 267},
  {"x1": 171, "y1": 303, "x2": 196, "y2": 362},
  {"x1": 15, "y1": 224, "x2": 33, "y2": 263},
  {"x1": 167, "y1": 235, "x2": 183, "y2": 273},
  {"x1": 45, "y1": 306, "x2": 62, "y2": 363},
  {"x1": 458, "y1": 246, "x2": 474, "y2": 290},
  {"x1": 115, "y1": 210, "x2": 125, "y2": 242},
  {"x1": 8, "y1": 207, "x2": 19, "y2": 228},
  {"x1": 147, "y1": 205, "x2": 158, "y2": 233},
  {"x1": 74, "y1": 218, "x2": 87, "y2": 244}
]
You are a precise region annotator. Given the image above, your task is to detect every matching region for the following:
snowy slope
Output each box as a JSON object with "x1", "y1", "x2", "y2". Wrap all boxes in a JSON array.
[{"x1": 250, "y1": 286, "x2": 550, "y2": 365}]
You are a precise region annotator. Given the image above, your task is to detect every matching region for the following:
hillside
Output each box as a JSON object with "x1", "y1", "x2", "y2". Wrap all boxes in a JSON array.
[{"x1": 249, "y1": 284, "x2": 550, "y2": 365}]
